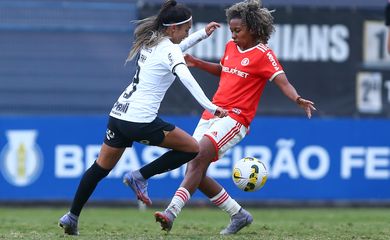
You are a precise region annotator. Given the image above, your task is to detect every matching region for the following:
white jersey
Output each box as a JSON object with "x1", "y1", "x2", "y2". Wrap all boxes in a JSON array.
[{"x1": 110, "y1": 29, "x2": 217, "y2": 123}]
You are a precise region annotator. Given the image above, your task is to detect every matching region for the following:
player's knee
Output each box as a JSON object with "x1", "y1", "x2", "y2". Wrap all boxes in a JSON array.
[
  {"x1": 177, "y1": 151, "x2": 198, "y2": 166},
  {"x1": 187, "y1": 138, "x2": 200, "y2": 152},
  {"x1": 188, "y1": 156, "x2": 209, "y2": 173}
]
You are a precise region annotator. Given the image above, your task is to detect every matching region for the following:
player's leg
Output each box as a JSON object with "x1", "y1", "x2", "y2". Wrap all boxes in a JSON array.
[
  {"x1": 155, "y1": 116, "x2": 247, "y2": 232},
  {"x1": 60, "y1": 116, "x2": 128, "y2": 235},
  {"x1": 195, "y1": 117, "x2": 252, "y2": 234},
  {"x1": 198, "y1": 176, "x2": 253, "y2": 235},
  {"x1": 59, "y1": 144, "x2": 125, "y2": 235},
  {"x1": 124, "y1": 117, "x2": 200, "y2": 205},
  {"x1": 139, "y1": 126, "x2": 199, "y2": 178},
  {"x1": 154, "y1": 136, "x2": 214, "y2": 232}
]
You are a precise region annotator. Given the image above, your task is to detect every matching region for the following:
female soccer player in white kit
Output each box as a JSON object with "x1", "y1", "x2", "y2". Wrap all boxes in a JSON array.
[{"x1": 58, "y1": 0, "x2": 227, "y2": 235}]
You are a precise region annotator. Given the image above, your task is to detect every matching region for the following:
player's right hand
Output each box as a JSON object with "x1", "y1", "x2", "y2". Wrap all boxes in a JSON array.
[{"x1": 214, "y1": 107, "x2": 228, "y2": 118}]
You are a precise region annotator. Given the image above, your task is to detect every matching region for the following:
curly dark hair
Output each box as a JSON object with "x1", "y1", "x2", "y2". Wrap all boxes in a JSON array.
[{"x1": 226, "y1": 0, "x2": 274, "y2": 44}]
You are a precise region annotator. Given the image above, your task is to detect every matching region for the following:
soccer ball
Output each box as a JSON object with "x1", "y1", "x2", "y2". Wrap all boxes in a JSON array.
[{"x1": 232, "y1": 157, "x2": 268, "y2": 192}]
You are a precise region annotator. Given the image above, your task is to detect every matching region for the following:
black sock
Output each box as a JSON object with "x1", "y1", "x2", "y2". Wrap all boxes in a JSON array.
[
  {"x1": 70, "y1": 161, "x2": 110, "y2": 216},
  {"x1": 139, "y1": 151, "x2": 197, "y2": 179}
]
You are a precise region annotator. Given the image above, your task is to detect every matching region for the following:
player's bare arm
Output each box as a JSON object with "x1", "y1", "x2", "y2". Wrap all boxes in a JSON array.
[
  {"x1": 273, "y1": 73, "x2": 316, "y2": 119},
  {"x1": 184, "y1": 53, "x2": 222, "y2": 76}
]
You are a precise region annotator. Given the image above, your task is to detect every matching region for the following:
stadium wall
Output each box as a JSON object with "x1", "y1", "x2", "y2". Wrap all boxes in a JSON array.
[
  {"x1": 0, "y1": 1, "x2": 389, "y2": 117},
  {"x1": 1, "y1": 1, "x2": 390, "y2": 206},
  {"x1": 146, "y1": 4, "x2": 390, "y2": 117},
  {"x1": 1, "y1": 116, "x2": 390, "y2": 204}
]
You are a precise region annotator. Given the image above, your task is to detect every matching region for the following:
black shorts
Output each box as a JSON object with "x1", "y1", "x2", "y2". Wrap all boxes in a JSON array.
[{"x1": 104, "y1": 116, "x2": 175, "y2": 148}]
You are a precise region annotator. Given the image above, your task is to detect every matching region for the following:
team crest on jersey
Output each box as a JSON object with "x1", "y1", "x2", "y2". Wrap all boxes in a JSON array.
[
  {"x1": 0, "y1": 130, "x2": 43, "y2": 187},
  {"x1": 241, "y1": 58, "x2": 249, "y2": 66},
  {"x1": 232, "y1": 108, "x2": 241, "y2": 114}
]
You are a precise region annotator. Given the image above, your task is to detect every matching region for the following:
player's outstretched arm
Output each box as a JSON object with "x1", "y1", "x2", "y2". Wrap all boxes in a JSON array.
[
  {"x1": 273, "y1": 73, "x2": 316, "y2": 119},
  {"x1": 174, "y1": 63, "x2": 227, "y2": 117},
  {"x1": 204, "y1": 21, "x2": 220, "y2": 36},
  {"x1": 179, "y1": 22, "x2": 220, "y2": 52},
  {"x1": 184, "y1": 54, "x2": 222, "y2": 76}
]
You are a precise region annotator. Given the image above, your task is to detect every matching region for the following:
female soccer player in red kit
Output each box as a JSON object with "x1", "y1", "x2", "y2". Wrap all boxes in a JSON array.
[
  {"x1": 126, "y1": 0, "x2": 316, "y2": 234},
  {"x1": 153, "y1": 0, "x2": 316, "y2": 234}
]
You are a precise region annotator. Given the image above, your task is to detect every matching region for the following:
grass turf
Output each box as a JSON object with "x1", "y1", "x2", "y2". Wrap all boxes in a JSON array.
[{"x1": 0, "y1": 207, "x2": 389, "y2": 239}]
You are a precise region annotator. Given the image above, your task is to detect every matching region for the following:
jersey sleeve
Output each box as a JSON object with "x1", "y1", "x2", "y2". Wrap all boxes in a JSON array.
[
  {"x1": 161, "y1": 44, "x2": 186, "y2": 73},
  {"x1": 260, "y1": 49, "x2": 284, "y2": 81},
  {"x1": 179, "y1": 28, "x2": 208, "y2": 52},
  {"x1": 220, "y1": 40, "x2": 233, "y2": 66},
  {"x1": 173, "y1": 64, "x2": 218, "y2": 114}
]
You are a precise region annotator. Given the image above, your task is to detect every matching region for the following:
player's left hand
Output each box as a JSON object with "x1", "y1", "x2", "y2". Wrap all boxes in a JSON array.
[
  {"x1": 205, "y1": 22, "x2": 220, "y2": 36},
  {"x1": 296, "y1": 97, "x2": 316, "y2": 119}
]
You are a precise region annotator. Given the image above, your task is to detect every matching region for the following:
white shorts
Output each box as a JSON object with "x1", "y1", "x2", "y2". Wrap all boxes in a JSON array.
[{"x1": 192, "y1": 116, "x2": 248, "y2": 160}]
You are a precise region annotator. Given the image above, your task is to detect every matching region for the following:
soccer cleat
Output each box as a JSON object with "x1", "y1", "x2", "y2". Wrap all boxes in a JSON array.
[
  {"x1": 58, "y1": 212, "x2": 79, "y2": 235},
  {"x1": 123, "y1": 171, "x2": 152, "y2": 206},
  {"x1": 220, "y1": 208, "x2": 253, "y2": 235},
  {"x1": 154, "y1": 210, "x2": 175, "y2": 232}
]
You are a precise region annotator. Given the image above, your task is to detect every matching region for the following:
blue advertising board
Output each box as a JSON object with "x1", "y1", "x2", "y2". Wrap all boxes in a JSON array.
[{"x1": 0, "y1": 116, "x2": 389, "y2": 202}]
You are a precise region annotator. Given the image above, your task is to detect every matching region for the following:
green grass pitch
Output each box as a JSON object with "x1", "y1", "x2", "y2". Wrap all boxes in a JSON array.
[{"x1": 1, "y1": 207, "x2": 390, "y2": 239}]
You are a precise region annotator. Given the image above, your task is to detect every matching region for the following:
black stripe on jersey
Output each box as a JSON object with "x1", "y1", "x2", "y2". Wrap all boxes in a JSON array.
[{"x1": 172, "y1": 62, "x2": 186, "y2": 75}]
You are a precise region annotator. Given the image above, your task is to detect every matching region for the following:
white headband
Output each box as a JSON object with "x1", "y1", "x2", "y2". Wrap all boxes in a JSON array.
[{"x1": 162, "y1": 16, "x2": 192, "y2": 27}]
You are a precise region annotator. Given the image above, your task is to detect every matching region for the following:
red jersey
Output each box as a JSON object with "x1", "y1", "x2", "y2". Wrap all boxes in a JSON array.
[{"x1": 201, "y1": 40, "x2": 284, "y2": 127}]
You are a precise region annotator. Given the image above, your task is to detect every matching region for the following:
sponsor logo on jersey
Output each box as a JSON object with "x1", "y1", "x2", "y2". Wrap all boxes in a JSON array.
[
  {"x1": 0, "y1": 130, "x2": 43, "y2": 187},
  {"x1": 113, "y1": 101, "x2": 129, "y2": 114},
  {"x1": 211, "y1": 131, "x2": 218, "y2": 137},
  {"x1": 221, "y1": 66, "x2": 249, "y2": 78},
  {"x1": 241, "y1": 58, "x2": 249, "y2": 66},
  {"x1": 266, "y1": 52, "x2": 280, "y2": 71}
]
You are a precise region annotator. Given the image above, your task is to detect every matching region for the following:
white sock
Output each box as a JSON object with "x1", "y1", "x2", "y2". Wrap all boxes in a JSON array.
[
  {"x1": 210, "y1": 188, "x2": 241, "y2": 217},
  {"x1": 166, "y1": 187, "x2": 191, "y2": 217}
]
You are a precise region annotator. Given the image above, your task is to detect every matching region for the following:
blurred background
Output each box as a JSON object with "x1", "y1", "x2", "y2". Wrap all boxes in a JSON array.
[{"x1": 0, "y1": 0, "x2": 389, "y2": 206}]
